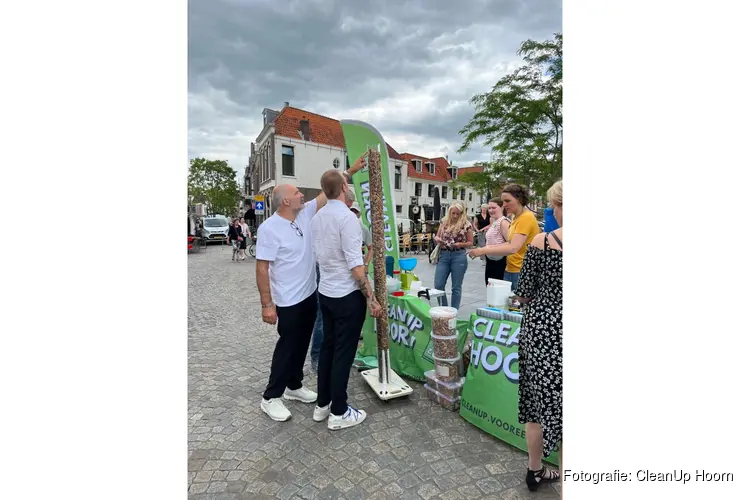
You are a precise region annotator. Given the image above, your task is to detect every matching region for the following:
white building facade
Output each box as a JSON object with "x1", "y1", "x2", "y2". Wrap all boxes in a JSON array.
[{"x1": 246, "y1": 104, "x2": 484, "y2": 227}]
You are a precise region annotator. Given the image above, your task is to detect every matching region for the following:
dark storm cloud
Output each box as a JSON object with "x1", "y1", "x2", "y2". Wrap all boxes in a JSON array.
[{"x1": 188, "y1": 0, "x2": 561, "y2": 176}]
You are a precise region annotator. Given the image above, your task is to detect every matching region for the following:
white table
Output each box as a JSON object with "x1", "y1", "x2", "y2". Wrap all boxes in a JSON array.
[{"x1": 410, "y1": 287, "x2": 446, "y2": 306}]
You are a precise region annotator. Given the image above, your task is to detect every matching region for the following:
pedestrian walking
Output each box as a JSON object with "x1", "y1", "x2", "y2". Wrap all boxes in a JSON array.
[
  {"x1": 227, "y1": 219, "x2": 243, "y2": 261},
  {"x1": 311, "y1": 169, "x2": 383, "y2": 430},
  {"x1": 239, "y1": 219, "x2": 250, "y2": 261},
  {"x1": 255, "y1": 184, "x2": 329, "y2": 422}
]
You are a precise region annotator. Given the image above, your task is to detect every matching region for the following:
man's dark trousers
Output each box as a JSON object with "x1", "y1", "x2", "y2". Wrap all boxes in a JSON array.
[
  {"x1": 262, "y1": 292, "x2": 317, "y2": 400},
  {"x1": 316, "y1": 291, "x2": 367, "y2": 415}
]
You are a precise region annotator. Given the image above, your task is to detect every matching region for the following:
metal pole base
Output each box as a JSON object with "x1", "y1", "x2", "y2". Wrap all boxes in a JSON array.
[
  {"x1": 361, "y1": 348, "x2": 413, "y2": 400},
  {"x1": 361, "y1": 368, "x2": 414, "y2": 401}
]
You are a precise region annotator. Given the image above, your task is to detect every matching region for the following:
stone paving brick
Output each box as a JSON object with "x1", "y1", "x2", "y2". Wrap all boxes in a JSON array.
[{"x1": 189, "y1": 249, "x2": 558, "y2": 498}]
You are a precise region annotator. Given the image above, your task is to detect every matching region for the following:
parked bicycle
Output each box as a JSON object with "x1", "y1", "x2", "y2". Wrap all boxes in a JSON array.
[{"x1": 244, "y1": 235, "x2": 257, "y2": 258}]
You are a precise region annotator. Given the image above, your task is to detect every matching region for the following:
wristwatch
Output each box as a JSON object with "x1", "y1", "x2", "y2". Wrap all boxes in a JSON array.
[{"x1": 262, "y1": 302, "x2": 275, "y2": 309}]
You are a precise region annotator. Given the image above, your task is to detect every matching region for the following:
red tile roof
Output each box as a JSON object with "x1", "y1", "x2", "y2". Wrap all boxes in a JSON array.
[
  {"x1": 401, "y1": 153, "x2": 457, "y2": 183},
  {"x1": 457, "y1": 165, "x2": 484, "y2": 177},
  {"x1": 273, "y1": 106, "x2": 345, "y2": 148},
  {"x1": 386, "y1": 142, "x2": 402, "y2": 160},
  {"x1": 273, "y1": 107, "x2": 405, "y2": 162}
]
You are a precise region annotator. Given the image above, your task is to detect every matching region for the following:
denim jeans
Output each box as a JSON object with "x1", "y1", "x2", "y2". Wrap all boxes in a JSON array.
[
  {"x1": 504, "y1": 271, "x2": 520, "y2": 292},
  {"x1": 310, "y1": 264, "x2": 324, "y2": 365},
  {"x1": 433, "y1": 249, "x2": 468, "y2": 309}
]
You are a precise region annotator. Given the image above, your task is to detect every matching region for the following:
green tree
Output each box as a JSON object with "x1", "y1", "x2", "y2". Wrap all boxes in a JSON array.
[
  {"x1": 458, "y1": 33, "x2": 562, "y2": 199},
  {"x1": 188, "y1": 158, "x2": 241, "y2": 216}
]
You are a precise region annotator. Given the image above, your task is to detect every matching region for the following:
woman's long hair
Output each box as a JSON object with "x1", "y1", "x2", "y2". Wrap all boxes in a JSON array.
[{"x1": 441, "y1": 202, "x2": 470, "y2": 234}]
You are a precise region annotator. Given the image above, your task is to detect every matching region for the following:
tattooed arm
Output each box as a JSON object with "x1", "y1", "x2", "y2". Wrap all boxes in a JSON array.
[
  {"x1": 342, "y1": 212, "x2": 383, "y2": 317},
  {"x1": 350, "y1": 265, "x2": 382, "y2": 316}
]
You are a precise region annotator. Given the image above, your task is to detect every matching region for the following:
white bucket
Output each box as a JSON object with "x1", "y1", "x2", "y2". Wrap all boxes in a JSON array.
[
  {"x1": 488, "y1": 279, "x2": 512, "y2": 289},
  {"x1": 487, "y1": 286, "x2": 511, "y2": 309}
]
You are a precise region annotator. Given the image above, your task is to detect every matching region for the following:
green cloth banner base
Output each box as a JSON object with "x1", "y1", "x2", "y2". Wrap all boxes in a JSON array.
[
  {"x1": 355, "y1": 295, "x2": 469, "y2": 382},
  {"x1": 459, "y1": 313, "x2": 560, "y2": 466}
]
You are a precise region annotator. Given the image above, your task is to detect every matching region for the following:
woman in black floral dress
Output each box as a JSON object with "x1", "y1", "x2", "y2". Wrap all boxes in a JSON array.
[{"x1": 515, "y1": 180, "x2": 563, "y2": 492}]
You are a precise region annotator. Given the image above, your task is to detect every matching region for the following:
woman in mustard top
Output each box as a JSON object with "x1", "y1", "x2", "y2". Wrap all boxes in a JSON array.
[{"x1": 468, "y1": 184, "x2": 540, "y2": 291}]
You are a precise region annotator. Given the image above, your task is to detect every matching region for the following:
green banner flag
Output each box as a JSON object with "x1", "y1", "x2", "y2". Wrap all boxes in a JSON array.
[
  {"x1": 460, "y1": 314, "x2": 560, "y2": 466},
  {"x1": 339, "y1": 120, "x2": 401, "y2": 276},
  {"x1": 358, "y1": 295, "x2": 469, "y2": 382}
]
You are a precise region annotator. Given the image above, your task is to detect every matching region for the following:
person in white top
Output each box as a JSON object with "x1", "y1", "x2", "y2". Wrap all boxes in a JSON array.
[
  {"x1": 239, "y1": 219, "x2": 250, "y2": 261},
  {"x1": 483, "y1": 197, "x2": 512, "y2": 285},
  {"x1": 311, "y1": 169, "x2": 384, "y2": 430},
  {"x1": 347, "y1": 200, "x2": 373, "y2": 267},
  {"x1": 255, "y1": 183, "x2": 330, "y2": 422}
]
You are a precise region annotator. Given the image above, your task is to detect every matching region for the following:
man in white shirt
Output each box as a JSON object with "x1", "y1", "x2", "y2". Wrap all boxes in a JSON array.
[
  {"x1": 255, "y1": 183, "x2": 329, "y2": 422},
  {"x1": 311, "y1": 170, "x2": 384, "y2": 430},
  {"x1": 308, "y1": 191, "x2": 372, "y2": 371}
]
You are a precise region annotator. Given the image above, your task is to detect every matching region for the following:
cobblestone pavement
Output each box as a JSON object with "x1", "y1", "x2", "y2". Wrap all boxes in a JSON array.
[{"x1": 189, "y1": 244, "x2": 561, "y2": 499}]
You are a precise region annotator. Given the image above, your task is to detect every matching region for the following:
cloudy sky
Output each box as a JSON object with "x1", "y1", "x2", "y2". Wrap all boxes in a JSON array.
[{"x1": 188, "y1": 0, "x2": 561, "y2": 182}]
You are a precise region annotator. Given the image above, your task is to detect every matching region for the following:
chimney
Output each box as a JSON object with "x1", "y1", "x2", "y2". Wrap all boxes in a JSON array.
[
  {"x1": 284, "y1": 101, "x2": 289, "y2": 108},
  {"x1": 251, "y1": 143, "x2": 255, "y2": 155},
  {"x1": 300, "y1": 119, "x2": 310, "y2": 141}
]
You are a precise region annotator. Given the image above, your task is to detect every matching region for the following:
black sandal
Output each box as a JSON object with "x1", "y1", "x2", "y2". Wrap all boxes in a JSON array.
[{"x1": 526, "y1": 465, "x2": 560, "y2": 491}]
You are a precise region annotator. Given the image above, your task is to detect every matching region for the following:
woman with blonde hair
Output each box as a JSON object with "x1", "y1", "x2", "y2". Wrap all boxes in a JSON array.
[
  {"x1": 433, "y1": 201, "x2": 474, "y2": 308},
  {"x1": 515, "y1": 180, "x2": 563, "y2": 491}
]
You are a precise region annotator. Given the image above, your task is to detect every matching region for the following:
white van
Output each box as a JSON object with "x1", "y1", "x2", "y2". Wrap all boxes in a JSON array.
[{"x1": 202, "y1": 216, "x2": 230, "y2": 243}]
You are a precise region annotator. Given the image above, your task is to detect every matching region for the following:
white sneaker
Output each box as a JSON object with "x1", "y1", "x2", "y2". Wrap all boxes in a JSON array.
[
  {"x1": 313, "y1": 403, "x2": 331, "y2": 422},
  {"x1": 283, "y1": 386, "x2": 317, "y2": 403},
  {"x1": 261, "y1": 398, "x2": 291, "y2": 422},
  {"x1": 328, "y1": 406, "x2": 367, "y2": 430}
]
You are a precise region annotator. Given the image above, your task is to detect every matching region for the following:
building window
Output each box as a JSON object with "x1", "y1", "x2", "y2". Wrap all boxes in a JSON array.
[
  {"x1": 333, "y1": 158, "x2": 340, "y2": 169},
  {"x1": 452, "y1": 188, "x2": 458, "y2": 199},
  {"x1": 450, "y1": 168, "x2": 457, "y2": 179},
  {"x1": 396, "y1": 205, "x2": 402, "y2": 214},
  {"x1": 427, "y1": 162, "x2": 435, "y2": 175},
  {"x1": 469, "y1": 192, "x2": 473, "y2": 201},
  {"x1": 394, "y1": 166, "x2": 402, "y2": 190},
  {"x1": 460, "y1": 188, "x2": 466, "y2": 200},
  {"x1": 411, "y1": 159, "x2": 422, "y2": 172},
  {"x1": 415, "y1": 182, "x2": 422, "y2": 196},
  {"x1": 441, "y1": 186, "x2": 448, "y2": 199},
  {"x1": 428, "y1": 184, "x2": 434, "y2": 197},
  {"x1": 282, "y1": 145, "x2": 295, "y2": 176}
]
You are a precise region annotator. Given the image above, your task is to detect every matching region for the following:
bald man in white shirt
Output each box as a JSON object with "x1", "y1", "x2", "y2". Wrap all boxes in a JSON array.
[{"x1": 255, "y1": 183, "x2": 329, "y2": 422}]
